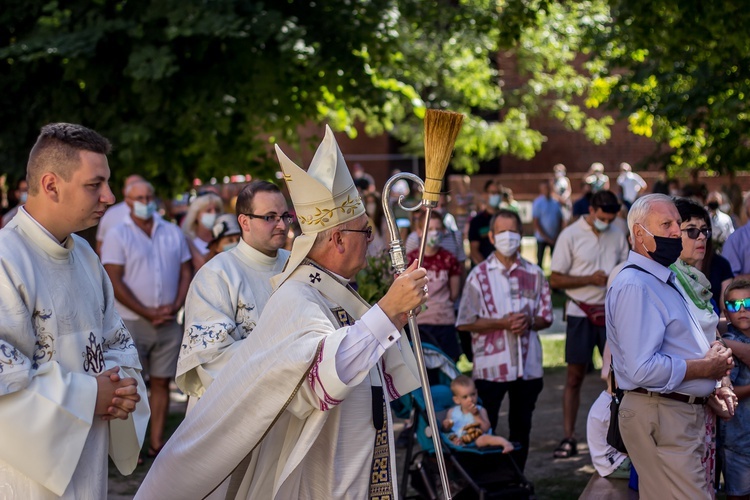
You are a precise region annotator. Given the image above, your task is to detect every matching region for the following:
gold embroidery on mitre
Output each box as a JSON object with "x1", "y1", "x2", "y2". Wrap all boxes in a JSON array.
[
  {"x1": 297, "y1": 194, "x2": 363, "y2": 228},
  {"x1": 283, "y1": 174, "x2": 292, "y2": 182}
]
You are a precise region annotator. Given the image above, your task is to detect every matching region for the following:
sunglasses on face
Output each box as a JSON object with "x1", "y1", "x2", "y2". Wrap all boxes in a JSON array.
[
  {"x1": 725, "y1": 297, "x2": 750, "y2": 313},
  {"x1": 681, "y1": 227, "x2": 711, "y2": 240}
]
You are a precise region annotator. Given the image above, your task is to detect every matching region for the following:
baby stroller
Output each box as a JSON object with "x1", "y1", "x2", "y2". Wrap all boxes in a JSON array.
[{"x1": 400, "y1": 343, "x2": 534, "y2": 500}]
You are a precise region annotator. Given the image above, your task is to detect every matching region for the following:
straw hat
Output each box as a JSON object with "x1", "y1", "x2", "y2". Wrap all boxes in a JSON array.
[{"x1": 271, "y1": 125, "x2": 365, "y2": 288}]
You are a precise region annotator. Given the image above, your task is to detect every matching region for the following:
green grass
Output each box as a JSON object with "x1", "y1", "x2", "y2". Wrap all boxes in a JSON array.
[{"x1": 541, "y1": 335, "x2": 602, "y2": 370}]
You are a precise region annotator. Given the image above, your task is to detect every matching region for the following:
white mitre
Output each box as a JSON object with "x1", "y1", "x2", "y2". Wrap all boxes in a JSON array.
[{"x1": 271, "y1": 125, "x2": 365, "y2": 288}]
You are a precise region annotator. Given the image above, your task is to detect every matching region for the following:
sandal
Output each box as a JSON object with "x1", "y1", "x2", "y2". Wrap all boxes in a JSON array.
[{"x1": 553, "y1": 438, "x2": 578, "y2": 459}]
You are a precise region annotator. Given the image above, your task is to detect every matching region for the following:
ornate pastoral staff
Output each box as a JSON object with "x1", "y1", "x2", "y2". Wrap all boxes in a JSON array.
[{"x1": 382, "y1": 109, "x2": 463, "y2": 500}]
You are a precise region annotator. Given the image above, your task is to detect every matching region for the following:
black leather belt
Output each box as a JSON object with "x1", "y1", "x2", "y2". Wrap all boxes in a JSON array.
[{"x1": 629, "y1": 387, "x2": 709, "y2": 405}]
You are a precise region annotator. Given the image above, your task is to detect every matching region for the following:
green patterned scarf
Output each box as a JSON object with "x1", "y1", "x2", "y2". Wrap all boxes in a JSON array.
[{"x1": 669, "y1": 259, "x2": 713, "y2": 312}]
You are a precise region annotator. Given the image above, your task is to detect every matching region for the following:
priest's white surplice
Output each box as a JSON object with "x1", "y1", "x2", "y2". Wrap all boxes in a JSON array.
[
  {"x1": 136, "y1": 263, "x2": 421, "y2": 499},
  {"x1": 176, "y1": 239, "x2": 290, "y2": 398},
  {"x1": 0, "y1": 208, "x2": 150, "y2": 498}
]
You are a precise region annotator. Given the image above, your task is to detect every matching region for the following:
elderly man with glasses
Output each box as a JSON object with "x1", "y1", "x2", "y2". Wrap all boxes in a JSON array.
[
  {"x1": 176, "y1": 180, "x2": 292, "y2": 411},
  {"x1": 137, "y1": 126, "x2": 428, "y2": 499}
]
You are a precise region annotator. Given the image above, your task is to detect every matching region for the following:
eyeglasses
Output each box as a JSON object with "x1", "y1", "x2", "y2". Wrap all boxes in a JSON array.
[
  {"x1": 681, "y1": 227, "x2": 711, "y2": 240},
  {"x1": 341, "y1": 226, "x2": 373, "y2": 239},
  {"x1": 243, "y1": 212, "x2": 294, "y2": 225},
  {"x1": 725, "y1": 297, "x2": 750, "y2": 313}
]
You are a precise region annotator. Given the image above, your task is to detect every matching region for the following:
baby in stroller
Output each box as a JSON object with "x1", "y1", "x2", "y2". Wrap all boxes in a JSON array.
[{"x1": 442, "y1": 375, "x2": 514, "y2": 452}]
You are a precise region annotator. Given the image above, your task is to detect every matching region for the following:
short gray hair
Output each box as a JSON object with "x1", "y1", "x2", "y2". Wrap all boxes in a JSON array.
[
  {"x1": 627, "y1": 193, "x2": 673, "y2": 236},
  {"x1": 124, "y1": 180, "x2": 154, "y2": 197}
]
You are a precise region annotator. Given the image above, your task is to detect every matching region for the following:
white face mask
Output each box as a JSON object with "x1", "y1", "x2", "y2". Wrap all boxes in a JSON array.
[
  {"x1": 200, "y1": 212, "x2": 217, "y2": 229},
  {"x1": 132, "y1": 200, "x2": 157, "y2": 220},
  {"x1": 493, "y1": 231, "x2": 521, "y2": 257},
  {"x1": 593, "y1": 218, "x2": 610, "y2": 232},
  {"x1": 426, "y1": 230, "x2": 442, "y2": 247}
]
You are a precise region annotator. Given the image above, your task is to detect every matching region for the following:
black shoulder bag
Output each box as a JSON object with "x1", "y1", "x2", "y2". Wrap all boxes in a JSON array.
[{"x1": 606, "y1": 364, "x2": 628, "y2": 453}]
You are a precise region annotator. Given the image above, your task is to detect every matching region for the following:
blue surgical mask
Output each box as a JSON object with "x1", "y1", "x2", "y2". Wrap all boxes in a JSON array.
[
  {"x1": 19, "y1": 192, "x2": 28, "y2": 203},
  {"x1": 221, "y1": 242, "x2": 238, "y2": 252},
  {"x1": 488, "y1": 194, "x2": 501, "y2": 208},
  {"x1": 133, "y1": 200, "x2": 157, "y2": 220},
  {"x1": 200, "y1": 212, "x2": 217, "y2": 229}
]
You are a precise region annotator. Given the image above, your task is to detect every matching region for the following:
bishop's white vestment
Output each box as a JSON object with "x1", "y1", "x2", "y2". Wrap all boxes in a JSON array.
[
  {"x1": 176, "y1": 239, "x2": 290, "y2": 398},
  {"x1": 0, "y1": 209, "x2": 150, "y2": 498},
  {"x1": 136, "y1": 262, "x2": 421, "y2": 499}
]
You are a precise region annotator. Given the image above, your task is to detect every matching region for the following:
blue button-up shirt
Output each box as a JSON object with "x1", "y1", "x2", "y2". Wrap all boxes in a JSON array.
[
  {"x1": 606, "y1": 251, "x2": 714, "y2": 397},
  {"x1": 723, "y1": 223, "x2": 750, "y2": 275}
]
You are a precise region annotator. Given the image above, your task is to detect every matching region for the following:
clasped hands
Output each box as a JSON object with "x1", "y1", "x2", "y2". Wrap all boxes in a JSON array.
[
  {"x1": 95, "y1": 366, "x2": 141, "y2": 421},
  {"x1": 145, "y1": 304, "x2": 177, "y2": 326},
  {"x1": 501, "y1": 312, "x2": 531, "y2": 336},
  {"x1": 706, "y1": 341, "x2": 738, "y2": 420}
]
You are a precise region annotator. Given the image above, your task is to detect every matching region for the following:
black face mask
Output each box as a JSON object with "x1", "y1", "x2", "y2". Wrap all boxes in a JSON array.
[
  {"x1": 639, "y1": 224, "x2": 683, "y2": 267},
  {"x1": 707, "y1": 201, "x2": 719, "y2": 210}
]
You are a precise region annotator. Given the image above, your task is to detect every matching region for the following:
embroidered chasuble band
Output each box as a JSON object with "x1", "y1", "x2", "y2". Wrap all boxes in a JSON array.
[{"x1": 369, "y1": 385, "x2": 393, "y2": 500}]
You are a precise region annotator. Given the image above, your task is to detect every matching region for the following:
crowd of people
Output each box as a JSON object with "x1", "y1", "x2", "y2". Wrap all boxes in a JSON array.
[{"x1": 2, "y1": 122, "x2": 750, "y2": 499}]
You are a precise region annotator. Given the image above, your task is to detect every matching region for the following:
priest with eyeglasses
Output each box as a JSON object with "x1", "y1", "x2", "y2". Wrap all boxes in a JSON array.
[{"x1": 177, "y1": 180, "x2": 291, "y2": 412}]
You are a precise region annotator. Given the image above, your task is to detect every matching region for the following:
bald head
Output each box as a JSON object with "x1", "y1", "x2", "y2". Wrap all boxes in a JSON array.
[{"x1": 27, "y1": 123, "x2": 111, "y2": 195}]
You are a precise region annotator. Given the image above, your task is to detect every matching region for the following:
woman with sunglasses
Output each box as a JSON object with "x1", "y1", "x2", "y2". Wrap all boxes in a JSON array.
[{"x1": 671, "y1": 197, "x2": 737, "y2": 497}]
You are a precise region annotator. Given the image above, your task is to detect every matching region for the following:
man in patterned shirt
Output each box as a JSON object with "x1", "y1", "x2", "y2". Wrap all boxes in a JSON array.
[{"x1": 457, "y1": 208, "x2": 553, "y2": 471}]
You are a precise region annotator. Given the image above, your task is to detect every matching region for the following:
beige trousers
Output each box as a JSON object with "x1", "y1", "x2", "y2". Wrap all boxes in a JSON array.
[{"x1": 618, "y1": 390, "x2": 709, "y2": 500}]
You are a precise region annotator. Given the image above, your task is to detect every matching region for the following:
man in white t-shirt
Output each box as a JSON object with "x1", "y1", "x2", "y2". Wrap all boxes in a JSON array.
[
  {"x1": 95, "y1": 174, "x2": 144, "y2": 255},
  {"x1": 101, "y1": 179, "x2": 192, "y2": 458},
  {"x1": 616, "y1": 162, "x2": 647, "y2": 207},
  {"x1": 550, "y1": 190, "x2": 629, "y2": 459}
]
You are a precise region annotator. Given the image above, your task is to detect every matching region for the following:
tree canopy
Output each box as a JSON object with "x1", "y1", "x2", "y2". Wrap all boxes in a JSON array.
[
  {"x1": 1, "y1": 0, "x2": 617, "y2": 191},
  {"x1": 2, "y1": 0, "x2": 746, "y2": 191},
  {"x1": 595, "y1": 0, "x2": 750, "y2": 174}
]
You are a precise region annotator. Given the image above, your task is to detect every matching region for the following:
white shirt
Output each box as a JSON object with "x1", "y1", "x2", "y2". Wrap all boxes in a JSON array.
[
  {"x1": 100, "y1": 215, "x2": 191, "y2": 320},
  {"x1": 617, "y1": 172, "x2": 647, "y2": 203},
  {"x1": 710, "y1": 209, "x2": 734, "y2": 246},
  {"x1": 587, "y1": 391, "x2": 628, "y2": 477},
  {"x1": 192, "y1": 235, "x2": 210, "y2": 256},
  {"x1": 551, "y1": 217, "x2": 629, "y2": 316},
  {"x1": 95, "y1": 201, "x2": 131, "y2": 242}
]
